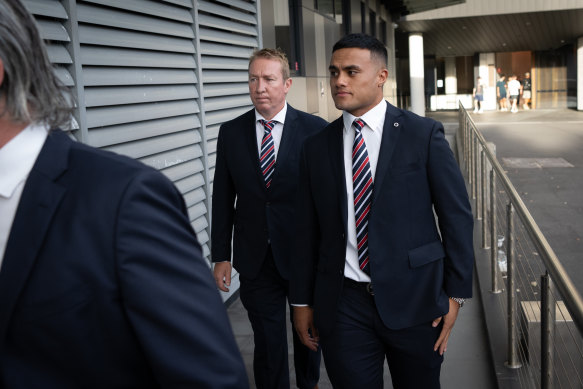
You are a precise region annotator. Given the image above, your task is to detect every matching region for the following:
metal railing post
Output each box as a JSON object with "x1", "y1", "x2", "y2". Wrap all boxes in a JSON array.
[
  {"x1": 490, "y1": 169, "x2": 501, "y2": 293},
  {"x1": 468, "y1": 130, "x2": 473, "y2": 195},
  {"x1": 541, "y1": 273, "x2": 555, "y2": 389},
  {"x1": 481, "y1": 151, "x2": 488, "y2": 247},
  {"x1": 472, "y1": 137, "x2": 478, "y2": 200},
  {"x1": 476, "y1": 147, "x2": 482, "y2": 220},
  {"x1": 464, "y1": 117, "x2": 469, "y2": 175},
  {"x1": 506, "y1": 202, "x2": 522, "y2": 368}
]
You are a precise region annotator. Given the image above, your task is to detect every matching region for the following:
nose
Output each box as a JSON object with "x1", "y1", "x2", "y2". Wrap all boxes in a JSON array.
[
  {"x1": 332, "y1": 72, "x2": 346, "y2": 89},
  {"x1": 254, "y1": 78, "x2": 266, "y2": 93}
]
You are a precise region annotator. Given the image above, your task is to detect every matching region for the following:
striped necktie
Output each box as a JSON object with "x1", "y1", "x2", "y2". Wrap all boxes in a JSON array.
[
  {"x1": 352, "y1": 118, "x2": 373, "y2": 275},
  {"x1": 259, "y1": 120, "x2": 277, "y2": 188}
]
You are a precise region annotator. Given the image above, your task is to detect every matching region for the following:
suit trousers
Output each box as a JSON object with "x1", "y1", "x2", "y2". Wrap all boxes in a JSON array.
[
  {"x1": 320, "y1": 282, "x2": 444, "y2": 389},
  {"x1": 240, "y1": 249, "x2": 320, "y2": 389}
]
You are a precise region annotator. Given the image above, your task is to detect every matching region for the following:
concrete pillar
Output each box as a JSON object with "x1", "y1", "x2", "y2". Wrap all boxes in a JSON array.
[
  {"x1": 473, "y1": 53, "x2": 496, "y2": 111},
  {"x1": 445, "y1": 57, "x2": 457, "y2": 94},
  {"x1": 578, "y1": 37, "x2": 583, "y2": 111},
  {"x1": 409, "y1": 33, "x2": 425, "y2": 116}
]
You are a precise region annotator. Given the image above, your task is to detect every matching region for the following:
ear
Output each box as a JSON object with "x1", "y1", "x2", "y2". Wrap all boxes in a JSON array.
[
  {"x1": 283, "y1": 77, "x2": 292, "y2": 94},
  {"x1": 377, "y1": 68, "x2": 388, "y2": 87}
]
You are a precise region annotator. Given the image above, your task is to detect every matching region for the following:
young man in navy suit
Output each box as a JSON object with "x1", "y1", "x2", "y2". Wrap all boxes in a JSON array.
[
  {"x1": 0, "y1": 1, "x2": 247, "y2": 387},
  {"x1": 291, "y1": 33, "x2": 474, "y2": 388},
  {"x1": 212, "y1": 48, "x2": 327, "y2": 389}
]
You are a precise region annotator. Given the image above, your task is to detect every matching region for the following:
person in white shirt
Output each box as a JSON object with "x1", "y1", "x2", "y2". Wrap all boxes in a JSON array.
[{"x1": 507, "y1": 74, "x2": 522, "y2": 113}]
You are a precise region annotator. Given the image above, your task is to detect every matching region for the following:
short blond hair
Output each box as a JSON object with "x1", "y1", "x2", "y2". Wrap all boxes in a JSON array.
[{"x1": 248, "y1": 48, "x2": 290, "y2": 80}]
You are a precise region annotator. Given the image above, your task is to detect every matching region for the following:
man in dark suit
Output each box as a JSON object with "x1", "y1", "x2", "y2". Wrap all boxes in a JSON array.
[
  {"x1": 212, "y1": 48, "x2": 327, "y2": 389},
  {"x1": 0, "y1": 1, "x2": 248, "y2": 387},
  {"x1": 291, "y1": 33, "x2": 474, "y2": 389}
]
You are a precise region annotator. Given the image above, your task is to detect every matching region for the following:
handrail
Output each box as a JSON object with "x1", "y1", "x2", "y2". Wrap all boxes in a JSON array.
[{"x1": 458, "y1": 102, "x2": 583, "y2": 336}]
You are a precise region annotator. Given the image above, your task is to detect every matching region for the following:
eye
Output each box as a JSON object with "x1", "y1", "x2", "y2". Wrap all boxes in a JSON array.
[
  {"x1": 329, "y1": 70, "x2": 338, "y2": 77},
  {"x1": 348, "y1": 70, "x2": 357, "y2": 76}
]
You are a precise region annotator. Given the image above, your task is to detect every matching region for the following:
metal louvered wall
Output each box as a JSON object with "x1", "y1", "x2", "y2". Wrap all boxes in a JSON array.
[{"x1": 24, "y1": 0, "x2": 260, "y2": 294}]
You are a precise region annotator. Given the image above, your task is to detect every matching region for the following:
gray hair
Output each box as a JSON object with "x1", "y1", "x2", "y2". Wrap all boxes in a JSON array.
[{"x1": 0, "y1": 0, "x2": 72, "y2": 128}]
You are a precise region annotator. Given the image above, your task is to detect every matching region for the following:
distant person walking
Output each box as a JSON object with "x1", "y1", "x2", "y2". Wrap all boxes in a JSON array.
[
  {"x1": 496, "y1": 74, "x2": 508, "y2": 111},
  {"x1": 522, "y1": 72, "x2": 532, "y2": 110},
  {"x1": 508, "y1": 74, "x2": 521, "y2": 113},
  {"x1": 473, "y1": 76, "x2": 485, "y2": 113}
]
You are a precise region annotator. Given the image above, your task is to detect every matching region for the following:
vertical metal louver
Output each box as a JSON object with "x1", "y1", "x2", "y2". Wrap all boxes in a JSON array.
[
  {"x1": 23, "y1": 0, "x2": 79, "y2": 130},
  {"x1": 24, "y1": 0, "x2": 262, "y2": 299},
  {"x1": 195, "y1": 0, "x2": 260, "y2": 301},
  {"x1": 196, "y1": 0, "x2": 259, "y2": 183},
  {"x1": 74, "y1": 0, "x2": 213, "y2": 259}
]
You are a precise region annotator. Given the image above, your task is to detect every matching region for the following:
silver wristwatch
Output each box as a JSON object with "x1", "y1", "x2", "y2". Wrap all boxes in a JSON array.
[{"x1": 450, "y1": 297, "x2": 465, "y2": 307}]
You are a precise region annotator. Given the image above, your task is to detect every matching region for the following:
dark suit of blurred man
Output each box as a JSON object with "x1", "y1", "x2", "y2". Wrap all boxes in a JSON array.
[{"x1": 0, "y1": 1, "x2": 247, "y2": 387}]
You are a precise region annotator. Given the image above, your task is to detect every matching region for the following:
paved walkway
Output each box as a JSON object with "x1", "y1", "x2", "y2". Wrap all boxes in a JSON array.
[{"x1": 227, "y1": 271, "x2": 495, "y2": 388}]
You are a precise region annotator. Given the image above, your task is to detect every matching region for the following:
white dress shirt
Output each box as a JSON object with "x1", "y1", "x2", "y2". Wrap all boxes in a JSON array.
[
  {"x1": 254, "y1": 102, "x2": 287, "y2": 159},
  {"x1": 0, "y1": 123, "x2": 49, "y2": 268},
  {"x1": 342, "y1": 99, "x2": 387, "y2": 282}
]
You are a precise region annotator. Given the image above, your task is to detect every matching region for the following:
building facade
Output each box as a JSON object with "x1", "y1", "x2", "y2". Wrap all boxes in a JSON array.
[
  {"x1": 27, "y1": 0, "x2": 403, "y2": 302},
  {"x1": 29, "y1": 0, "x2": 583, "y2": 302},
  {"x1": 394, "y1": 0, "x2": 583, "y2": 111}
]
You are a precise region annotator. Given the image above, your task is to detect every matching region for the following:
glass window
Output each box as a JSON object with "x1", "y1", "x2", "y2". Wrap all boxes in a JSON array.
[
  {"x1": 361, "y1": 2, "x2": 366, "y2": 33},
  {"x1": 315, "y1": 0, "x2": 343, "y2": 22},
  {"x1": 274, "y1": 0, "x2": 301, "y2": 75},
  {"x1": 380, "y1": 19, "x2": 387, "y2": 44}
]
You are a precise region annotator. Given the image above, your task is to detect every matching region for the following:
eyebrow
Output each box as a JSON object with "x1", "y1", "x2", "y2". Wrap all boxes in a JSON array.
[
  {"x1": 328, "y1": 64, "x2": 361, "y2": 71},
  {"x1": 248, "y1": 73, "x2": 277, "y2": 78}
]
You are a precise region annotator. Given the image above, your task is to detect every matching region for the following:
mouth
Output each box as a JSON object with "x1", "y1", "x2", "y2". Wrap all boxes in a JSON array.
[{"x1": 334, "y1": 91, "x2": 351, "y2": 97}]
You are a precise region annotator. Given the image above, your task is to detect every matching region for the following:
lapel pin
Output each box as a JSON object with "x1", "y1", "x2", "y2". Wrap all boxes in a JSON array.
[{"x1": 393, "y1": 122, "x2": 399, "y2": 127}]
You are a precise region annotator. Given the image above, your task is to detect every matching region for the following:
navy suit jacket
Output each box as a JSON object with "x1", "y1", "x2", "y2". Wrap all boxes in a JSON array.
[
  {"x1": 211, "y1": 105, "x2": 327, "y2": 280},
  {"x1": 0, "y1": 130, "x2": 248, "y2": 388},
  {"x1": 290, "y1": 101, "x2": 474, "y2": 334}
]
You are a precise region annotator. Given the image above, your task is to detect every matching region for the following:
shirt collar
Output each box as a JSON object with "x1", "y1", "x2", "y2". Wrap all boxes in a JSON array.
[
  {"x1": 342, "y1": 99, "x2": 387, "y2": 133},
  {"x1": 255, "y1": 102, "x2": 288, "y2": 125},
  {"x1": 0, "y1": 123, "x2": 49, "y2": 198}
]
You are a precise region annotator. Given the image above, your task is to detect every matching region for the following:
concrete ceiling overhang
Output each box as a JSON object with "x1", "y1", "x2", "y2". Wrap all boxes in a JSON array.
[
  {"x1": 382, "y1": 0, "x2": 466, "y2": 17},
  {"x1": 396, "y1": 8, "x2": 583, "y2": 57}
]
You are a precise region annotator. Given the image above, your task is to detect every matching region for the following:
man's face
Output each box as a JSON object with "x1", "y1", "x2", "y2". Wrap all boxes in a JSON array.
[
  {"x1": 329, "y1": 48, "x2": 387, "y2": 118},
  {"x1": 248, "y1": 58, "x2": 291, "y2": 120}
]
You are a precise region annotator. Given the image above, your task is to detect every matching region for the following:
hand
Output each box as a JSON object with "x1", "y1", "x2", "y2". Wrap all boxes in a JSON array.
[
  {"x1": 213, "y1": 262, "x2": 232, "y2": 292},
  {"x1": 432, "y1": 298, "x2": 461, "y2": 355},
  {"x1": 293, "y1": 306, "x2": 319, "y2": 352}
]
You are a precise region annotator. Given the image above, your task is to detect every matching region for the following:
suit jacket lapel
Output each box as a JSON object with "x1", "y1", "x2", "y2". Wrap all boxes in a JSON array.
[
  {"x1": 271, "y1": 105, "x2": 298, "y2": 185},
  {"x1": 0, "y1": 130, "x2": 68, "y2": 350},
  {"x1": 328, "y1": 118, "x2": 348, "y2": 228},
  {"x1": 373, "y1": 102, "x2": 403, "y2": 204}
]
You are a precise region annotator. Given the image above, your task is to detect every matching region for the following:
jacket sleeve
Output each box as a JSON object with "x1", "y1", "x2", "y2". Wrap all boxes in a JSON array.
[
  {"x1": 426, "y1": 121, "x2": 474, "y2": 298},
  {"x1": 210, "y1": 124, "x2": 237, "y2": 263},
  {"x1": 116, "y1": 169, "x2": 248, "y2": 388},
  {"x1": 290, "y1": 144, "x2": 320, "y2": 306}
]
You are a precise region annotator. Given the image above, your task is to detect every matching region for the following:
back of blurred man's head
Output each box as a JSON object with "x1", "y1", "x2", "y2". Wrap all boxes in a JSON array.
[{"x1": 0, "y1": 0, "x2": 72, "y2": 129}]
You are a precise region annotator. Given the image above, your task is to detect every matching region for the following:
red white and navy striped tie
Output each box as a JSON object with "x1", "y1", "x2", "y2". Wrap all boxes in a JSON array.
[
  {"x1": 352, "y1": 119, "x2": 373, "y2": 275},
  {"x1": 260, "y1": 120, "x2": 277, "y2": 188}
]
